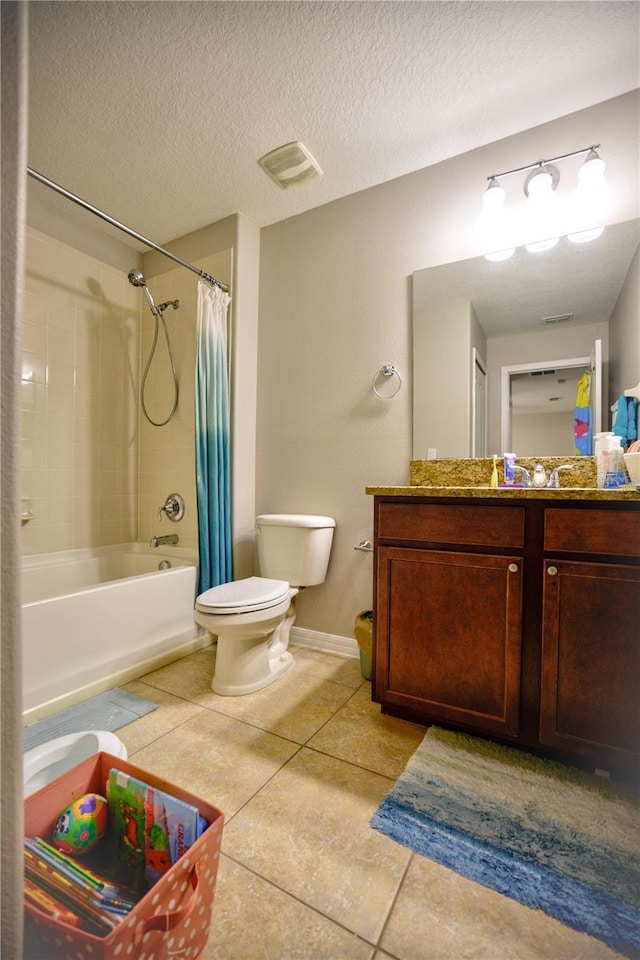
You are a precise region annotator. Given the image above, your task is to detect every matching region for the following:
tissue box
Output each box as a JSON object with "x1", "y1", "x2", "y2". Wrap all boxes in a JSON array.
[{"x1": 24, "y1": 752, "x2": 224, "y2": 960}]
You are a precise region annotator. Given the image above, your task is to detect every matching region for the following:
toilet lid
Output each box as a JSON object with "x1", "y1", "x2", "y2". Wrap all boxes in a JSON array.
[{"x1": 196, "y1": 576, "x2": 290, "y2": 614}]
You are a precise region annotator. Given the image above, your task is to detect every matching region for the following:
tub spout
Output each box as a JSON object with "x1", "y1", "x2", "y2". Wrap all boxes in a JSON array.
[{"x1": 150, "y1": 534, "x2": 179, "y2": 548}]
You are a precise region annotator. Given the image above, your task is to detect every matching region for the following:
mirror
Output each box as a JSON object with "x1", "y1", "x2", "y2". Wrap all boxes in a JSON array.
[{"x1": 412, "y1": 219, "x2": 640, "y2": 458}]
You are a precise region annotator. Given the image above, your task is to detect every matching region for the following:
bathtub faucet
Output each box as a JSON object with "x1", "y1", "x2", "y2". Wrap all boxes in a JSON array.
[{"x1": 149, "y1": 534, "x2": 179, "y2": 548}]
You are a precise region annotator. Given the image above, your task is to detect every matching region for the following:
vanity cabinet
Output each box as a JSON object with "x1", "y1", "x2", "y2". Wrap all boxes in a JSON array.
[
  {"x1": 372, "y1": 495, "x2": 640, "y2": 772},
  {"x1": 539, "y1": 508, "x2": 640, "y2": 769}
]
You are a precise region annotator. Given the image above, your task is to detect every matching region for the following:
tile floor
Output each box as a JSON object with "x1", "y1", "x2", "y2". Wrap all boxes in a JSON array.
[{"x1": 117, "y1": 644, "x2": 621, "y2": 960}]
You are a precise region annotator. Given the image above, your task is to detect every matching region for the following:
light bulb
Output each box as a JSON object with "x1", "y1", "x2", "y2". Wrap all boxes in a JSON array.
[
  {"x1": 567, "y1": 149, "x2": 609, "y2": 244},
  {"x1": 478, "y1": 178, "x2": 515, "y2": 261},
  {"x1": 525, "y1": 164, "x2": 559, "y2": 253},
  {"x1": 527, "y1": 169, "x2": 554, "y2": 200}
]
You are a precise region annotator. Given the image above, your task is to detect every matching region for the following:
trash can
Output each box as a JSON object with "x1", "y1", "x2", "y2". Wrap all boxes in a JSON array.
[{"x1": 354, "y1": 610, "x2": 373, "y2": 681}]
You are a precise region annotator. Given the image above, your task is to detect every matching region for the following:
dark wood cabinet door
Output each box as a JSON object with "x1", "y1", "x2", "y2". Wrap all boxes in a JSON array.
[
  {"x1": 375, "y1": 546, "x2": 523, "y2": 737},
  {"x1": 540, "y1": 559, "x2": 640, "y2": 767}
]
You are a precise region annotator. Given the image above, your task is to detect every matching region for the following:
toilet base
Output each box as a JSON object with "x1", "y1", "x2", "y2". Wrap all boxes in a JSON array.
[{"x1": 212, "y1": 646, "x2": 294, "y2": 696}]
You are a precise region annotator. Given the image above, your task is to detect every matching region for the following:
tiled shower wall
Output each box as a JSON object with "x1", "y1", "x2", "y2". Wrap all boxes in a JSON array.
[
  {"x1": 21, "y1": 227, "x2": 141, "y2": 555},
  {"x1": 20, "y1": 226, "x2": 233, "y2": 558},
  {"x1": 138, "y1": 251, "x2": 232, "y2": 551}
]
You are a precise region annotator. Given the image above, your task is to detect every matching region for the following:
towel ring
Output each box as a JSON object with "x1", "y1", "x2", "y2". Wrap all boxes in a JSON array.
[{"x1": 373, "y1": 364, "x2": 401, "y2": 399}]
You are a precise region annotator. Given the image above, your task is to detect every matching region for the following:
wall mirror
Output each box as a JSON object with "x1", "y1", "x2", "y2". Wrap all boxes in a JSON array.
[{"x1": 412, "y1": 218, "x2": 640, "y2": 458}]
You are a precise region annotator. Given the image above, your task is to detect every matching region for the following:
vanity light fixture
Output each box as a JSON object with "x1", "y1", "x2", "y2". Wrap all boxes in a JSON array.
[{"x1": 479, "y1": 144, "x2": 609, "y2": 260}]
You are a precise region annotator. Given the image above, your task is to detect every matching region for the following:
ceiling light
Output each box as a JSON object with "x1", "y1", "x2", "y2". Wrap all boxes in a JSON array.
[
  {"x1": 479, "y1": 144, "x2": 609, "y2": 258},
  {"x1": 258, "y1": 141, "x2": 322, "y2": 190}
]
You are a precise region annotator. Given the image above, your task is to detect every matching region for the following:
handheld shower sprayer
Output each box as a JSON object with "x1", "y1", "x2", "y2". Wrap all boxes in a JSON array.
[
  {"x1": 127, "y1": 269, "x2": 159, "y2": 316},
  {"x1": 127, "y1": 267, "x2": 181, "y2": 426}
]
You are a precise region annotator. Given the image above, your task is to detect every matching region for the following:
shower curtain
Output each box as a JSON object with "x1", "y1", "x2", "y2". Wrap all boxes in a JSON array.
[{"x1": 195, "y1": 281, "x2": 232, "y2": 594}]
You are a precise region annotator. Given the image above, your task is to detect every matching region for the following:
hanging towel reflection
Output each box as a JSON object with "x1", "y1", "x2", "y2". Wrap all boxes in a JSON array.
[{"x1": 574, "y1": 371, "x2": 592, "y2": 456}]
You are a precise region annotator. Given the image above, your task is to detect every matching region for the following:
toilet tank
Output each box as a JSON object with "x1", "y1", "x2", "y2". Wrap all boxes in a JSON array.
[{"x1": 256, "y1": 514, "x2": 335, "y2": 586}]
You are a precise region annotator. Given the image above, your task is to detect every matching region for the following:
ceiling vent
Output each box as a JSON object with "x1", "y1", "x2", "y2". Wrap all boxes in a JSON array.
[
  {"x1": 258, "y1": 141, "x2": 323, "y2": 190},
  {"x1": 541, "y1": 313, "x2": 573, "y2": 325}
]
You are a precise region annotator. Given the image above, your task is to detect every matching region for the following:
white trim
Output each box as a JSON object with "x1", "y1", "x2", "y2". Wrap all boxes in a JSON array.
[
  {"x1": 471, "y1": 347, "x2": 487, "y2": 457},
  {"x1": 500, "y1": 355, "x2": 589, "y2": 453},
  {"x1": 291, "y1": 626, "x2": 359, "y2": 659}
]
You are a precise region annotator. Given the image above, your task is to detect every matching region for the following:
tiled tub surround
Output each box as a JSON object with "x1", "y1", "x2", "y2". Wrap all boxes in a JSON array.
[
  {"x1": 22, "y1": 228, "x2": 141, "y2": 555},
  {"x1": 111, "y1": 646, "x2": 625, "y2": 959}
]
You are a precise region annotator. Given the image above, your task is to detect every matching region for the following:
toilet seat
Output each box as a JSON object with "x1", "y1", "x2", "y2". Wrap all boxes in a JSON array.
[{"x1": 196, "y1": 576, "x2": 290, "y2": 615}]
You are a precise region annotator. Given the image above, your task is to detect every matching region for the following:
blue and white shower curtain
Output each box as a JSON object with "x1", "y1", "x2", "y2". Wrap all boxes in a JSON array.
[{"x1": 195, "y1": 281, "x2": 232, "y2": 593}]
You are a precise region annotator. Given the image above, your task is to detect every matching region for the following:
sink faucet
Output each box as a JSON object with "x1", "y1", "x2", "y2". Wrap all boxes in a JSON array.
[
  {"x1": 547, "y1": 464, "x2": 574, "y2": 488},
  {"x1": 512, "y1": 464, "x2": 532, "y2": 487},
  {"x1": 149, "y1": 534, "x2": 179, "y2": 548}
]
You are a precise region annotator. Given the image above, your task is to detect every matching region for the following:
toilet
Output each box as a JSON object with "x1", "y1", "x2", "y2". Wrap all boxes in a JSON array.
[
  {"x1": 195, "y1": 514, "x2": 335, "y2": 696},
  {"x1": 23, "y1": 730, "x2": 127, "y2": 796}
]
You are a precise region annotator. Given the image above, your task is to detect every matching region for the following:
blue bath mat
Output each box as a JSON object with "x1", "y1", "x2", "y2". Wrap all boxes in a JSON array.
[
  {"x1": 371, "y1": 726, "x2": 640, "y2": 959},
  {"x1": 24, "y1": 688, "x2": 157, "y2": 752}
]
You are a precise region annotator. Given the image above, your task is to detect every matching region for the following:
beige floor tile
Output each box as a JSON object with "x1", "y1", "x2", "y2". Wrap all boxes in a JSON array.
[
  {"x1": 222, "y1": 747, "x2": 412, "y2": 944},
  {"x1": 291, "y1": 645, "x2": 365, "y2": 689},
  {"x1": 118, "y1": 678, "x2": 205, "y2": 754},
  {"x1": 127, "y1": 709, "x2": 299, "y2": 819},
  {"x1": 307, "y1": 685, "x2": 426, "y2": 778},
  {"x1": 201, "y1": 855, "x2": 375, "y2": 960},
  {"x1": 193, "y1": 671, "x2": 357, "y2": 744},
  {"x1": 379, "y1": 854, "x2": 624, "y2": 960},
  {"x1": 138, "y1": 647, "x2": 216, "y2": 702}
]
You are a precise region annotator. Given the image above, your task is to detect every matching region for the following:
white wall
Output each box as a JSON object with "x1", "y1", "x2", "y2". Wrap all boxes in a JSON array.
[{"x1": 258, "y1": 92, "x2": 639, "y2": 639}]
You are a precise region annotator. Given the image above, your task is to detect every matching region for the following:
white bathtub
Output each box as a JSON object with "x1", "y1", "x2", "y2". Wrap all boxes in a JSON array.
[{"x1": 22, "y1": 544, "x2": 207, "y2": 719}]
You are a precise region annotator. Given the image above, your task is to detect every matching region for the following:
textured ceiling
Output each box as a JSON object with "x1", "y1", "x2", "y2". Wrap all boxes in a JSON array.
[{"x1": 27, "y1": 1, "x2": 640, "y2": 245}]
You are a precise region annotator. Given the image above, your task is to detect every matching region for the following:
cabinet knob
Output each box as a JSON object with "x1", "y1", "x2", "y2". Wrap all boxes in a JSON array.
[
  {"x1": 508, "y1": 563, "x2": 519, "y2": 573},
  {"x1": 547, "y1": 566, "x2": 558, "y2": 576}
]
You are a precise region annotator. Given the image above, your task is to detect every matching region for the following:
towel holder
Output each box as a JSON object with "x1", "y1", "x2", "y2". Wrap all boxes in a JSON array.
[{"x1": 373, "y1": 364, "x2": 401, "y2": 399}]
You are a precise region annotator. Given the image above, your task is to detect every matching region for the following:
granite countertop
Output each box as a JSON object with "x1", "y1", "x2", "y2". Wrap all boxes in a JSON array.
[
  {"x1": 366, "y1": 457, "x2": 640, "y2": 502},
  {"x1": 365, "y1": 485, "x2": 640, "y2": 501}
]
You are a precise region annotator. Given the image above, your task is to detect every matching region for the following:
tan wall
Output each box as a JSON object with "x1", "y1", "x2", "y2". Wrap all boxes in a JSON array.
[
  {"x1": 21, "y1": 227, "x2": 141, "y2": 554},
  {"x1": 609, "y1": 243, "x2": 640, "y2": 403},
  {"x1": 486, "y1": 321, "x2": 610, "y2": 454},
  {"x1": 258, "y1": 93, "x2": 638, "y2": 638}
]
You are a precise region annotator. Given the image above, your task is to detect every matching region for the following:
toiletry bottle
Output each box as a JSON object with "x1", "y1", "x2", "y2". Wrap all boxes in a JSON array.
[
  {"x1": 503, "y1": 453, "x2": 516, "y2": 485},
  {"x1": 532, "y1": 463, "x2": 547, "y2": 488},
  {"x1": 604, "y1": 437, "x2": 624, "y2": 488},
  {"x1": 595, "y1": 432, "x2": 615, "y2": 488}
]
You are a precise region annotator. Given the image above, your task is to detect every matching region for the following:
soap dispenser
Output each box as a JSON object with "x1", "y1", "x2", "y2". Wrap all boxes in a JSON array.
[{"x1": 532, "y1": 462, "x2": 547, "y2": 488}]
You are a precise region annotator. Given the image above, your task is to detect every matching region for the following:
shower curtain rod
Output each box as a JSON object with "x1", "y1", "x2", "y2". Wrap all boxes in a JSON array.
[{"x1": 27, "y1": 167, "x2": 229, "y2": 292}]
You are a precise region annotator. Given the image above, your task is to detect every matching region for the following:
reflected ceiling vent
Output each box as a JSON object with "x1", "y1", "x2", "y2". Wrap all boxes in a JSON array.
[
  {"x1": 258, "y1": 141, "x2": 323, "y2": 190},
  {"x1": 541, "y1": 313, "x2": 573, "y2": 325}
]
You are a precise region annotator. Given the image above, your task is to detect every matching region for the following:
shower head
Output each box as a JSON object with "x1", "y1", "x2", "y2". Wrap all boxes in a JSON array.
[
  {"x1": 128, "y1": 269, "x2": 146, "y2": 287},
  {"x1": 127, "y1": 268, "x2": 159, "y2": 315}
]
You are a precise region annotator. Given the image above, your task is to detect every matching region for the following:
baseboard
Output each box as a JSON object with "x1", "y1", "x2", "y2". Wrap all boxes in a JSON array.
[
  {"x1": 291, "y1": 626, "x2": 359, "y2": 659},
  {"x1": 23, "y1": 631, "x2": 212, "y2": 725}
]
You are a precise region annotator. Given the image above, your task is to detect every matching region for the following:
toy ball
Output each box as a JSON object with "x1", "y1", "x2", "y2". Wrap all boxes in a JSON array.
[{"x1": 53, "y1": 793, "x2": 107, "y2": 855}]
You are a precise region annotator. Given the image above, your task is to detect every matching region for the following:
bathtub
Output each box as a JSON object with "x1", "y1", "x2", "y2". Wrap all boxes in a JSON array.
[{"x1": 22, "y1": 543, "x2": 207, "y2": 720}]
